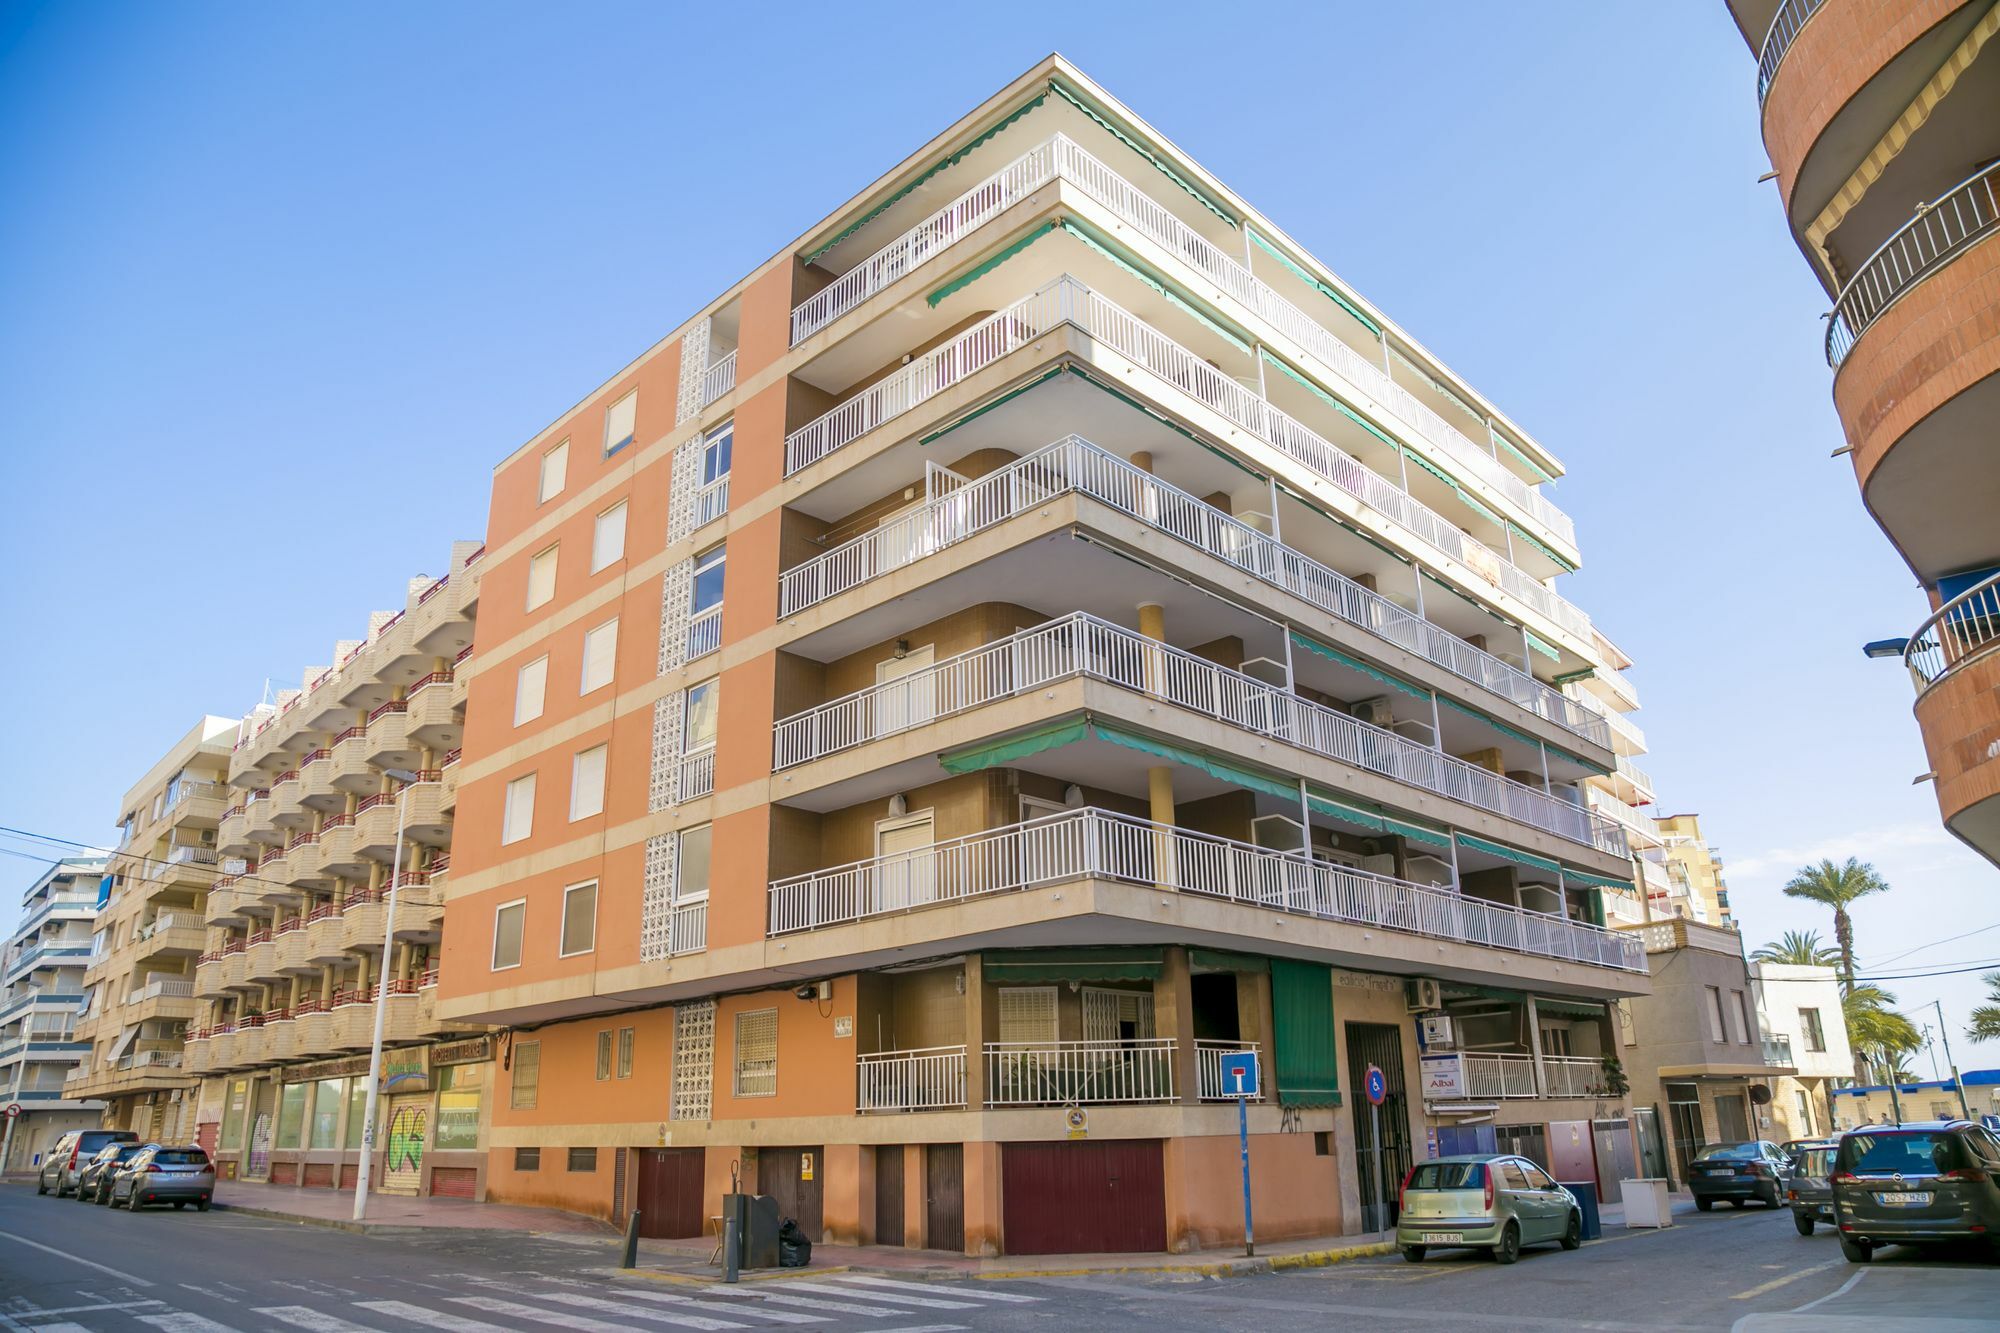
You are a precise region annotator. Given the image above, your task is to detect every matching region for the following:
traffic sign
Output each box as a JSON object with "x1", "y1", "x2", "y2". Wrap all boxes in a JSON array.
[
  {"x1": 3, "y1": 1103, "x2": 20, "y2": 1119},
  {"x1": 1363, "y1": 1064, "x2": 1388, "y2": 1106},
  {"x1": 1217, "y1": 1050, "x2": 1260, "y2": 1099}
]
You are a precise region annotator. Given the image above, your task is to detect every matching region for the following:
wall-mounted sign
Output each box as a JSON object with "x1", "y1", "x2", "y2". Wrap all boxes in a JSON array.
[
  {"x1": 833, "y1": 1016, "x2": 853, "y2": 1039},
  {"x1": 1419, "y1": 1053, "x2": 1464, "y2": 1102},
  {"x1": 432, "y1": 1036, "x2": 494, "y2": 1067},
  {"x1": 1065, "y1": 1105, "x2": 1089, "y2": 1140},
  {"x1": 800, "y1": 1152, "x2": 815, "y2": 1182}
]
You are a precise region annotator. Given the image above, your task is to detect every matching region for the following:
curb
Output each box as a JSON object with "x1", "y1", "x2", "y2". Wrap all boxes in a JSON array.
[{"x1": 206, "y1": 1200, "x2": 616, "y2": 1241}]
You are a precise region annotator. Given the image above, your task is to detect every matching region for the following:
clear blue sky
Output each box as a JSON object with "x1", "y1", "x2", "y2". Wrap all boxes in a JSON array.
[{"x1": 4, "y1": 2, "x2": 1994, "y2": 1071}]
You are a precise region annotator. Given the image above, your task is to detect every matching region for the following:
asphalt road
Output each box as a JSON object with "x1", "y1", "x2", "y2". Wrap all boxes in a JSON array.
[{"x1": 0, "y1": 1183, "x2": 1994, "y2": 1332}]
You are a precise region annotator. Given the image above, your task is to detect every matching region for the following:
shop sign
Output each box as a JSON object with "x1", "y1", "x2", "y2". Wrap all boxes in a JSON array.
[
  {"x1": 431, "y1": 1035, "x2": 493, "y2": 1067},
  {"x1": 284, "y1": 1054, "x2": 373, "y2": 1084},
  {"x1": 382, "y1": 1046, "x2": 430, "y2": 1094},
  {"x1": 1419, "y1": 1053, "x2": 1465, "y2": 1101}
]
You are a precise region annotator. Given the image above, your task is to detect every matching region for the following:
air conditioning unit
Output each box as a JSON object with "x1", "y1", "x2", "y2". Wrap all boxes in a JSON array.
[
  {"x1": 1406, "y1": 977, "x2": 1444, "y2": 1012},
  {"x1": 1352, "y1": 697, "x2": 1396, "y2": 729},
  {"x1": 1359, "y1": 854, "x2": 1397, "y2": 878}
]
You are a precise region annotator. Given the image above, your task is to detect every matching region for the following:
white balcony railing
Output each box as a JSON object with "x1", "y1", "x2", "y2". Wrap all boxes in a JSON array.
[
  {"x1": 856, "y1": 1045, "x2": 968, "y2": 1112},
  {"x1": 1828, "y1": 165, "x2": 2000, "y2": 366},
  {"x1": 669, "y1": 900, "x2": 707, "y2": 956},
  {"x1": 1539, "y1": 1055, "x2": 1606, "y2": 1098},
  {"x1": 985, "y1": 1038, "x2": 1176, "y2": 1106},
  {"x1": 783, "y1": 275, "x2": 1597, "y2": 648},
  {"x1": 792, "y1": 134, "x2": 1573, "y2": 548},
  {"x1": 686, "y1": 604, "x2": 722, "y2": 661},
  {"x1": 1904, "y1": 569, "x2": 2000, "y2": 692},
  {"x1": 1461, "y1": 1052, "x2": 1541, "y2": 1099},
  {"x1": 694, "y1": 475, "x2": 729, "y2": 530},
  {"x1": 1615, "y1": 754, "x2": 1656, "y2": 799},
  {"x1": 698, "y1": 350, "x2": 737, "y2": 407},
  {"x1": 1587, "y1": 788, "x2": 1662, "y2": 849},
  {"x1": 767, "y1": 808, "x2": 1647, "y2": 973},
  {"x1": 779, "y1": 434, "x2": 1607, "y2": 747},
  {"x1": 774, "y1": 612, "x2": 1624, "y2": 854},
  {"x1": 1756, "y1": 0, "x2": 1825, "y2": 102},
  {"x1": 1196, "y1": 1039, "x2": 1264, "y2": 1101},
  {"x1": 679, "y1": 747, "x2": 716, "y2": 801}
]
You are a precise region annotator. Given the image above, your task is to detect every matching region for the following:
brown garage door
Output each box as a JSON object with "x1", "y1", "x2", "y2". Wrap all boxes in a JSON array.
[
  {"x1": 1000, "y1": 1140, "x2": 1166, "y2": 1255},
  {"x1": 758, "y1": 1145, "x2": 824, "y2": 1242},
  {"x1": 635, "y1": 1148, "x2": 706, "y2": 1239}
]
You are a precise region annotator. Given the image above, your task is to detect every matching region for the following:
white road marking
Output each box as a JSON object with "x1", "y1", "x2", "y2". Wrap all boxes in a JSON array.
[
  {"x1": 769, "y1": 1283, "x2": 978, "y2": 1311},
  {"x1": 9, "y1": 1303, "x2": 165, "y2": 1317},
  {"x1": 18, "y1": 1325, "x2": 90, "y2": 1333},
  {"x1": 180, "y1": 1284, "x2": 240, "y2": 1305},
  {"x1": 137, "y1": 1316, "x2": 244, "y2": 1333},
  {"x1": 1788, "y1": 1267, "x2": 1870, "y2": 1313},
  {"x1": 520, "y1": 1291, "x2": 753, "y2": 1331},
  {"x1": 353, "y1": 1301, "x2": 518, "y2": 1333},
  {"x1": 1731, "y1": 1260, "x2": 1843, "y2": 1301},
  {"x1": 837, "y1": 1276, "x2": 1040, "y2": 1303},
  {"x1": 866, "y1": 1327, "x2": 967, "y2": 1333},
  {"x1": 0, "y1": 1232, "x2": 154, "y2": 1288},
  {"x1": 258, "y1": 1307, "x2": 391, "y2": 1332},
  {"x1": 454, "y1": 1293, "x2": 709, "y2": 1331},
  {"x1": 695, "y1": 1287, "x2": 904, "y2": 1318},
  {"x1": 605, "y1": 1288, "x2": 831, "y2": 1323}
]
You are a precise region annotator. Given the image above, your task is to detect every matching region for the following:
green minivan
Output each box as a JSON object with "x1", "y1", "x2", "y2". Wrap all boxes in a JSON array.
[{"x1": 1397, "y1": 1154, "x2": 1584, "y2": 1264}]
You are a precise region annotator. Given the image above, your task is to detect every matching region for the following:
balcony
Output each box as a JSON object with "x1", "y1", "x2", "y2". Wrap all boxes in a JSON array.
[
  {"x1": 318, "y1": 815, "x2": 363, "y2": 877},
  {"x1": 1827, "y1": 164, "x2": 2000, "y2": 366},
  {"x1": 856, "y1": 1045, "x2": 968, "y2": 1113},
  {"x1": 268, "y1": 770, "x2": 305, "y2": 828},
  {"x1": 1435, "y1": 1051, "x2": 1610, "y2": 1100},
  {"x1": 261, "y1": 1012, "x2": 297, "y2": 1063},
  {"x1": 780, "y1": 434, "x2": 1607, "y2": 749},
  {"x1": 1196, "y1": 1039, "x2": 1265, "y2": 1101},
  {"x1": 133, "y1": 911, "x2": 206, "y2": 961},
  {"x1": 1586, "y1": 788, "x2": 1663, "y2": 850},
  {"x1": 124, "y1": 975, "x2": 197, "y2": 1026},
  {"x1": 329, "y1": 728, "x2": 375, "y2": 793},
  {"x1": 362, "y1": 701, "x2": 412, "y2": 767},
  {"x1": 769, "y1": 808, "x2": 1646, "y2": 973},
  {"x1": 163, "y1": 779, "x2": 228, "y2": 829},
  {"x1": 784, "y1": 275, "x2": 1599, "y2": 654},
  {"x1": 298, "y1": 749, "x2": 336, "y2": 806},
  {"x1": 1755, "y1": 0, "x2": 1823, "y2": 102},
  {"x1": 305, "y1": 902, "x2": 347, "y2": 964},
  {"x1": 293, "y1": 998, "x2": 332, "y2": 1054},
  {"x1": 985, "y1": 1039, "x2": 1175, "y2": 1106},
  {"x1": 340, "y1": 890, "x2": 386, "y2": 953},
  {"x1": 694, "y1": 474, "x2": 730, "y2": 531},
  {"x1": 687, "y1": 605, "x2": 722, "y2": 661},
  {"x1": 790, "y1": 134, "x2": 1574, "y2": 553},
  {"x1": 1904, "y1": 571, "x2": 2000, "y2": 693},
  {"x1": 670, "y1": 900, "x2": 707, "y2": 957},
  {"x1": 405, "y1": 672, "x2": 460, "y2": 747},
  {"x1": 273, "y1": 917, "x2": 311, "y2": 972},
  {"x1": 352, "y1": 794, "x2": 399, "y2": 859},
  {"x1": 679, "y1": 747, "x2": 716, "y2": 802},
  {"x1": 698, "y1": 349, "x2": 736, "y2": 409},
  {"x1": 1901, "y1": 571, "x2": 2000, "y2": 867},
  {"x1": 774, "y1": 613, "x2": 1624, "y2": 855}
]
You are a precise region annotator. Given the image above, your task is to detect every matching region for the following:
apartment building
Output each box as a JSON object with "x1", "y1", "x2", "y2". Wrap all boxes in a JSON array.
[
  {"x1": 1728, "y1": 1, "x2": 2000, "y2": 868},
  {"x1": 1652, "y1": 814, "x2": 1733, "y2": 928},
  {"x1": 0, "y1": 855, "x2": 108, "y2": 1170},
  {"x1": 186, "y1": 543, "x2": 490, "y2": 1197},
  {"x1": 1749, "y1": 960, "x2": 1855, "y2": 1138},
  {"x1": 66, "y1": 717, "x2": 236, "y2": 1141},
  {"x1": 440, "y1": 57, "x2": 1655, "y2": 1255}
]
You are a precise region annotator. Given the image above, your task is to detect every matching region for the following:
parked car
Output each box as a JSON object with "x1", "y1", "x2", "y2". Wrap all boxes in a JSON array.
[
  {"x1": 106, "y1": 1144, "x2": 215, "y2": 1212},
  {"x1": 1831, "y1": 1121, "x2": 2000, "y2": 1263},
  {"x1": 36, "y1": 1129, "x2": 140, "y2": 1197},
  {"x1": 1687, "y1": 1141, "x2": 1795, "y2": 1210},
  {"x1": 77, "y1": 1141, "x2": 153, "y2": 1205},
  {"x1": 1396, "y1": 1154, "x2": 1583, "y2": 1264},
  {"x1": 1784, "y1": 1141, "x2": 1838, "y2": 1235}
]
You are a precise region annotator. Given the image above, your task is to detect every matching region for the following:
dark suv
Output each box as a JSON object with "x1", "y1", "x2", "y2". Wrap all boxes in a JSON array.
[
  {"x1": 36, "y1": 1129, "x2": 140, "y2": 1197},
  {"x1": 1832, "y1": 1121, "x2": 2000, "y2": 1262}
]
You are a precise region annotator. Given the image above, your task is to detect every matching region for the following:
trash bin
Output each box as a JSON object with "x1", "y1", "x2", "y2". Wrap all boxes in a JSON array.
[
  {"x1": 1619, "y1": 1178, "x2": 1673, "y2": 1228},
  {"x1": 1560, "y1": 1180, "x2": 1601, "y2": 1241},
  {"x1": 725, "y1": 1193, "x2": 783, "y2": 1269}
]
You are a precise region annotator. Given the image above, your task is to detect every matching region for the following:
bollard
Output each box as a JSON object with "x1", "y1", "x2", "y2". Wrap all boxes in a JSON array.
[
  {"x1": 723, "y1": 1213, "x2": 740, "y2": 1284},
  {"x1": 620, "y1": 1209, "x2": 641, "y2": 1269}
]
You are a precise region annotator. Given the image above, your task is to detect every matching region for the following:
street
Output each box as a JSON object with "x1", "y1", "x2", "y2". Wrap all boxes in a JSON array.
[{"x1": 1, "y1": 1184, "x2": 1994, "y2": 1333}]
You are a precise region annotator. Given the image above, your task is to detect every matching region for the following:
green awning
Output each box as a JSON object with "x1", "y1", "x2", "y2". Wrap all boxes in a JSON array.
[
  {"x1": 984, "y1": 947, "x2": 1164, "y2": 983},
  {"x1": 1434, "y1": 695, "x2": 1605, "y2": 775},
  {"x1": 1289, "y1": 631, "x2": 1429, "y2": 701},
  {"x1": 942, "y1": 717, "x2": 1302, "y2": 806},
  {"x1": 1383, "y1": 816, "x2": 1453, "y2": 849},
  {"x1": 1272, "y1": 958, "x2": 1341, "y2": 1106},
  {"x1": 1191, "y1": 949, "x2": 1268, "y2": 975},
  {"x1": 1246, "y1": 227, "x2": 1380, "y2": 336},
  {"x1": 1456, "y1": 833, "x2": 1562, "y2": 876},
  {"x1": 1559, "y1": 866, "x2": 1635, "y2": 893},
  {"x1": 1524, "y1": 630, "x2": 1561, "y2": 663},
  {"x1": 805, "y1": 92, "x2": 1048, "y2": 264},
  {"x1": 1492, "y1": 428, "x2": 1557, "y2": 483},
  {"x1": 940, "y1": 717, "x2": 1091, "y2": 773},
  {"x1": 1058, "y1": 219, "x2": 1251, "y2": 353},
  {"x1": 1305, "y1": 790, "x2": 1387, "y2": 834},
  {"x1": 1552, "y1": 667, "x2": 1596, "y2": 686},
  {"x1": 927, "y1": 220, "x2": 1059, "y2": 306},
  {"x1": 1533, "y1": 997, "x2": 1609, "y2": 1019},
  {"x1": 1509, "y1": 521, "x2": 1577, "y2": 573},
  {"x1": 1050, "y1": 78, "x2": 1236, "y2": 225}
]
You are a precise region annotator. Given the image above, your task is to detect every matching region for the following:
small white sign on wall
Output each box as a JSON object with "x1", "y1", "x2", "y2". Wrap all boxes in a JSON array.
[{"x1": 833, "y1": 1016, "x2": 853, "y2": 1038}]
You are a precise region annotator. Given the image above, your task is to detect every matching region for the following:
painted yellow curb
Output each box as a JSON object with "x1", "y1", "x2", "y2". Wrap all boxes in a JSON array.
[{"x1": 616, "y1": 1240, "x2": 1399, "y2": 1287}]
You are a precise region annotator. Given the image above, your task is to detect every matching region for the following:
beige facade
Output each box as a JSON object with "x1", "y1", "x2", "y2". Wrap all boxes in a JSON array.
[{"x1": 1651, "y1": 813, "x2": 1732, "y2": 928}]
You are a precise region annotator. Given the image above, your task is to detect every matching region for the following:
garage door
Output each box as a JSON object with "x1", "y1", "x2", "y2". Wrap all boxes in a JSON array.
[
  {"x1": 635, "y1": 1148, "x2": 706, "y2": 1238},
  {"x1": 1000, "y1": 1140, "x2": 1166, "y2": 1255}
]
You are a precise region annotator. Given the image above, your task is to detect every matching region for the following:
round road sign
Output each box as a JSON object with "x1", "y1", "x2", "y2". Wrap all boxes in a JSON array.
[{"x1": 1363, "y1": 1064, "x2": 1387, "y2": 1106}]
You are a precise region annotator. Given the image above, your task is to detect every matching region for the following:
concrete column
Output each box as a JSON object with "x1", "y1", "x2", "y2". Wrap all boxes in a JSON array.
[
  {"x1": 962, "y1": 1140, "x2": 1003, "y2": 1257},
  {"x1": 1156, "y1": 946, "x2": 1200, "y2": 1106},
  {"x1": 355, "y1": 951, "x2": 370, "y2": 996},
  {"x1": 962, "y1": 956, "x2": 987, "y2": 1112},
  {"x1": 319, "y1": 965, "x2": 333, "y2": 1003},
  {"x1": 1138, "y1": 602, "x2": 1177, "y2": 884},
  {"x1": 823, "y1": 1143, "x2": 865, "y2": 1245},
  {"x1": 1526, "y1": 995, "x2": 1546, "y2": 1095}
]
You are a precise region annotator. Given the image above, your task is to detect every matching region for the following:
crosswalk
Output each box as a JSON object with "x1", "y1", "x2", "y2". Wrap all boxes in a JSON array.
[{"x1": 0, "y1": 1274, "x2": 1044, "y2": 1333}]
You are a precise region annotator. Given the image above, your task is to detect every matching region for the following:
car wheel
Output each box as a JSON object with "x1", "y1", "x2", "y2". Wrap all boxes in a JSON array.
[
  {"x1": 1794, "y1": 1212, "x2": 1815, "y2": 1237},
  {"x1": 1695, "y1": 1197, "x2": 1713, "y2": 1212},
  {"x1": 127, "y1": 1189, "x2": 144, "y2": 1213},
  {"x1": 73, "y1": 1181, "x2": 91, "y2": 1202},
  {"x1": 1492, "y1": 1221, "x2": 1522, "y2": 1265},
  {"x1": 173, "y1": 1201, "x2": 186, "y2": 1211},
  {"x1": 1838, "y1": 1235, "x2": 1872, "y2": 1264},
  {"x1": 97, "y1": 1184, "x2": 112, "y2": 1205},
  {"x1": 196, "y1": 1198, "x2": 210, "y2": 1213},
  {"x1": 35, "y1": 1178, "x2": 47, "y2": 1196},
  {"x1": 1560, "y1": 1212, "x2": 1582, "y2": 1251},
  {"x1": 1401, "y1": 1245, "x2": 1426, "y2": 1263}
]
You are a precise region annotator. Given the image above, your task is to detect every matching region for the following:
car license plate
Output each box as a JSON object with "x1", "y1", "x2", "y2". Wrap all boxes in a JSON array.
[
  {"x1": 1420, "y1": 1232, "x2": 1460, "y2": 1244},
  {"x1": 1702, "y1": 1167, "x2": 1731, "y2": 1176},
  {"x1": 1875, "y1": 1191, "x2": 1932, "y2": 1207}
]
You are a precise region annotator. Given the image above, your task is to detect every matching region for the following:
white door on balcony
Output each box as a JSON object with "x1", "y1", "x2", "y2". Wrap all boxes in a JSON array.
[
  {"x1": 1082, "y1": 988, "x2": 1155, "y2": 1045},
  {"x1": 874, "y1": 812, "x2": 936, "y2": 913},
  {"x1": 874, "y1": 647, "x2": 936, "y2": 738}
]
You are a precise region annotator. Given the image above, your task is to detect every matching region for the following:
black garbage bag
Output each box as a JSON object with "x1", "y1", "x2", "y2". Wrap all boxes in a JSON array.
[{"x1": 777, "y1": 1217, "x2": 812, "y2": 1268}]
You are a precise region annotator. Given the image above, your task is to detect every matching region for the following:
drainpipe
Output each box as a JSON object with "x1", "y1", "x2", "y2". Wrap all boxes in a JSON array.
[{"x1": 1526, "y1": 996, "x2": 1547, "y2": 1097}]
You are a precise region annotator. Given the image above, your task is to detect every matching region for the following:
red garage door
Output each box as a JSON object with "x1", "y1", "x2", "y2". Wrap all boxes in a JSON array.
[{"x1": 1000, "y1": 1140, "x2": 1166, "y2": 1255}]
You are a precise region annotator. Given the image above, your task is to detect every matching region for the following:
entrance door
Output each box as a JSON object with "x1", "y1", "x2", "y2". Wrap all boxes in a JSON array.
[
  {"x1": 1592, "y1": 1119, "x2": 1637, "y2": 1198},
  {"x1": 1714, "y1": 1092, "x2": 1750, "y2": 1143},
  {"x1": 874, "y1": 1147, "x2": 905, "y2": 1247},
  {"x1": 380, "y1": 1095, "x2": 428, "y2": 1195},
  {"x1": 924, "y1": 1143, "x2": 964, "y2": 1253},
  {"x1": 244, "y1": 1080, "x2": 276, "y2": 1181},
  {"x1": 1345, "y1": 1022, "x2": 1413, "y2": 1230},
  {"x1": 635, "y1": 1148, "x2": 705, "y2": 1238},
  {"x1": 1666, "y1": 1082, "x2": 1703, "y2": 1186},
  {"x1": 1000, "y1": 1140, "x2": 1166, "y2": 1255},
  {"x1": 873, "y1": 814, "x2": 935, "y2": 913},
  {"x1": 758, "y1": 1145, "x2": 824, "y2": 1242}
]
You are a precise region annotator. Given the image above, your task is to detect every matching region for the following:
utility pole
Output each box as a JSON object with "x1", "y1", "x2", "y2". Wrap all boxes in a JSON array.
[{"x1": 1934, "y1": 999, "x2": 1971, "y2": 1120}]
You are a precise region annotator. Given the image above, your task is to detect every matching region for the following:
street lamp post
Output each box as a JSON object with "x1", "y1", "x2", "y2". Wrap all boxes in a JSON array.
[{"x1": 353, "y1": 766, "x2": 421, "y2": 1222}]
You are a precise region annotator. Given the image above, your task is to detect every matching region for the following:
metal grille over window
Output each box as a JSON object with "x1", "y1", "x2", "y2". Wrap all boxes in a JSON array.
[
  {"x1": 656, "y1": 558, "x2": 693, "y2": 674},
  {"x1": 671, "y1": 999, "x2": 715, "y2": 1121},
  {"x1": 734, "y1": 1008, "x2": 778, "y2": 1097},
  {"x1": 640, "y1": 832, "x2": 677, "y2": 963},
  {"x1": 675, "y1": 317, "x2": 712, "y2": 424},
  {"x1": 648, "y1": 690, "x2": 685, "y2": 813}
]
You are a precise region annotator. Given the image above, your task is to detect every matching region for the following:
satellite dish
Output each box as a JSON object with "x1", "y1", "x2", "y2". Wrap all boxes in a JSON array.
[{"x1": 1749, "y1": 1084, "x2": 1773, "y2": 1106}]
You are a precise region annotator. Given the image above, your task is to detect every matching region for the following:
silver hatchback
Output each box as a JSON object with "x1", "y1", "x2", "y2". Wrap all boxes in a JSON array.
[
  {"x1": 1397, "y1": 1154, "x2": 1584, "y2": 1264},
  {"x1": 107, "y1": 1145, "x2": 215, "y2": 1212}
]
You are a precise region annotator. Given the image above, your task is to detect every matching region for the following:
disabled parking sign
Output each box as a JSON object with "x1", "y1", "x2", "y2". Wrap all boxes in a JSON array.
[{"x1": 1364, "y1": 1064, "x2": 1388, "y2": 1106}]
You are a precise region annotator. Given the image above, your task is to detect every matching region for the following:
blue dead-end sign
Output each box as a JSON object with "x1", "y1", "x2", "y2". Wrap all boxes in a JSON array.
[
  {"x1": 1364, "y1": 1063, "x2": 1388, "y2": 1106},
  {"x1": 1218, "y1": 1050, "x2": 1260, "y2": 1099}
]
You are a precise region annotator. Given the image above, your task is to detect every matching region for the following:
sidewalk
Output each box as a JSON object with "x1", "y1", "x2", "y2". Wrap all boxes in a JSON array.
[{"x1": 209, "y1": 1179, "x2": 616, "y2": 1236}]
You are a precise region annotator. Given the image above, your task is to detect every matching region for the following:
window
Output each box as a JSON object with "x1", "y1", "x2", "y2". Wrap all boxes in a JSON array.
[
  {"x1": 501, "y1": 775, "x2": 536, "y2": 846},
  {"x1": 514, "y1": 656, "x2": 548, "y2": 726},
  {"x1": 510, "y1": 1040, "x2": 540, "y2": 1109},
  {"x1": 1539, "y1": 1024, "x2": 1572, "y2": 1058},
  {"x1": 276, "y1": 1082, "x2": 307, "y2": 1149},
  {"x1": 310, "y1": 1077, "x2": 345, "y2": 1149},
  {"x1": 691, "y1": 545, "x2": 725, "y2": 614},
  {"x1": 596, "y1": 1030, "x2": 612, "y2": 1081},
  {"x1": 1801, "y1": 1008, "x2": 1826, "y2": 1053},
  {"x1": 345, "y1": 1079, "x2": 368, "y2": 1147},
  {"x1": 1729, "y1": 990, "x2": 1751, "y2": 1045},
  {"x1": 581, "y1": 618, "x2": 618, "y2": 694},
  {"x1": 435, "y1": 1063, "x2": 482, "y2": 1150},
  {"x1": 1495, "y1": 1161, "x2": 1532, "y2": 1191},
  {"x1": 515, "y1": 1147, "x2": 540, "y2": 1171},
  {"x1": 603, "y1": 390, "x2": 637, "y2": 456},
  {"x1": 734, "y1": 1008, "x2": 777, "y2": 1097},
  {"x1": 220, "y1": 1079, "x2": 248, "y2": 1150},
  {"x1": 677, "y1": 825, "x2": 711, "y2": 902},
  {"x1": 570, "y1": 745, "x2": 607, "y2": 821},
  {"x1": 702, "y1": 421, "x2": 733, "y2": 484},
  {"x1": 539, "y1": 440, "x2": 569, "y2": 504},
  {"x1": 684, "y1": 680, "x2": 718, "y2": 751},
  {"x1": 591, "y1": 500, "x2": 627, "y2": 573},
  {"x1": 998, "y1": 987, "x2": 1059, "y2": 1043},
  {"x1": 1795, "y1": 1090, "x2": 1814, "y2": 1135},
  {"x1": 617, "y1": 1027, "x2": 634, "y2": 1079},
  {"x1": 560, "y1": 881, "x2": 597, "y2": 957},
  {"x1": 568, "y1": 1147, "x2": 599, "y2": 1172},
  {"x1": 492, "y1": 899, "x2": 526, "y2": 970},
  {"x1": 1705, "y1": 986, "x2": 1726, "y2": 1043},
  {"x1": 1521, "y1": 1162, "x2": 1558, "y2": 1190},
  {"x1": 527, "y1": 544, "x2": 559, "y2": 611}
]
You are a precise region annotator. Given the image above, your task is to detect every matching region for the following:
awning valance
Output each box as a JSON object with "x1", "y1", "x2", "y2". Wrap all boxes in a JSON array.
[
  {"x1": 1190, "y1": 948, "x2": 1269, "y2": 975},
  {"x1": 1456, "y1": 833, "x2": 1562, "y2": 876},
  {"x1": 984, "y1": 947, "x2": 1164, "y2": 983},
  {"x1": 1290, "y1": 631, "x2": 1429, "y2": 701}
]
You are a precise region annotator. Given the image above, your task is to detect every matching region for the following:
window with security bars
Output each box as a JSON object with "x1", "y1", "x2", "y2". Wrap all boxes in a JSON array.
[
  {"x1": 671, "y1": 1000, "x2": 714, "y2": 1121},
  {"x1": 568, "y1": 1147, "x2": 598, "y2": 1172},
  {"x1": 617, "y1": 1027, "x2": 634, "y2": 1079},
  {"x1": 596, "y1": 1030, "x2": 612, "y2": 1081},
  {"x1": 515, "y1": 1147, "x2": 540, "y2": 1171},
  {"x1": 997, "y1": 987, "x2": 1058, "y2": 1044},
  {"x1": 511, "y1": 1040, "x2": 540, "y2": 1109},
  {"x1": 734, "y1": 1008, "x2": 777, "y2": 1097},
  {"x1": 1081, "y1": 988, "x2": 1155, "y2": 1044}
]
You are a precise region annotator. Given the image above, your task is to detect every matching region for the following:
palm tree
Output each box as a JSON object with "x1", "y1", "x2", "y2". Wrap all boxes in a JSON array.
[
  {"x1": 1752, "y1": 930, "x2": 1838, "y2": 967},
  {"x1": 1845, "y1": 983, "x2": 1923, "y2": 1083},
  {"x1": 1782, "y1": 858, "x2": 1890, "y2": 992},
  {"x1": 1967, "y1": 971, "x2": 2000, "y2": 1043}
]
